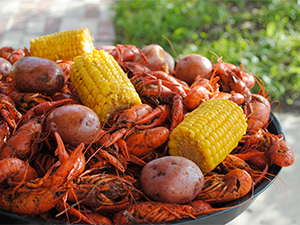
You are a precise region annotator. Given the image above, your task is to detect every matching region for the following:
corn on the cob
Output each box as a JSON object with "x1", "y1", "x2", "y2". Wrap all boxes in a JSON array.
[
  {"x1": 168, "y1": 99, "x2": 247, "y2": 173},
  {"x1": 30, "y1": 28, "x2": 95, "y2": 61},
  {"x1": 69, "y1": 49, "x2": 142, "y2": 124}
]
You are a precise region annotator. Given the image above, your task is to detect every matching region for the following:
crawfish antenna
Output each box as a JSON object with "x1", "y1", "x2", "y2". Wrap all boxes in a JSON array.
[{"x1": 162, "y1": 35, "x2": 179, "y2": 61}]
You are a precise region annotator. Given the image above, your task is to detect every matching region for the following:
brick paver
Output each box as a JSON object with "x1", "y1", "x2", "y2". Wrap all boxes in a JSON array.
[{"x1": 0, "y1": 0, "x2": 116, "y2": 49}]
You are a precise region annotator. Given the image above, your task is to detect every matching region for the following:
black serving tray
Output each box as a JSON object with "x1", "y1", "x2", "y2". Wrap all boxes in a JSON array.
[{"x1": 0, "y1": 112, "x2": 283, "y2": 225}]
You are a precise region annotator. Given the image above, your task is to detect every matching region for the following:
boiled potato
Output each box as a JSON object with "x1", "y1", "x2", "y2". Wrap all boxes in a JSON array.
[
  {"x1": 140, "y1": 156, "x2": 204, "y2": 204},
  {"x1": 164, "y1": 50, "x2": 175, "y2": 73},
  {"x1": 0, "y1": 57, "x2": 12, "y2": 80},
  {"x1": 134, "y1": 44, "x2": 169, "y2": 72},
  {"x1": 11, "y1": 56, "x2": 65, "y2": 95},
  {"x1": 45, "y1": 104, "x2": 101, "y2": 146},
  {"x1": 175, "y1": 54, "x2": 212, "y2": 85}
]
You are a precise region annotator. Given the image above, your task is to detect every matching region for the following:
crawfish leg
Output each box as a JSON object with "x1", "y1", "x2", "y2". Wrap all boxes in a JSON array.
[
  {"x1": 170, "y1": 95, "x2": 184, "y2": 132},
  {"x1": 134, "y1": 105, "x2": 170, "y2": 129}
]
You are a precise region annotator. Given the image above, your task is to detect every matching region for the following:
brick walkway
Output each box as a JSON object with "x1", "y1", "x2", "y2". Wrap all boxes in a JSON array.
[{"x1": 0, "y1": 0, "x2": 116, "y2": 49}]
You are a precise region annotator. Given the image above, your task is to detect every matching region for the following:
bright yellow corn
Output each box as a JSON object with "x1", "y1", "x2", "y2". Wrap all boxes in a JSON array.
[
  {"x1": 69, "y1": 49, "x2": 142, "y2": 124},
  {"x1": 29, "y1": 28, "x2": 95, "y2": 61},
  {"x1": 168, "y1": 99, "x2": 247, "y2": 173}
]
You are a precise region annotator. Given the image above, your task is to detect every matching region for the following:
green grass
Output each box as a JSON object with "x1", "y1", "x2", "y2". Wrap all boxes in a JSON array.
[{"x1": 113, "y1": 0, "x2": 300, "y2": 107}]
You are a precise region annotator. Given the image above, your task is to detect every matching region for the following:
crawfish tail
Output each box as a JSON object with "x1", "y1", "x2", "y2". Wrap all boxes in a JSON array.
[
  {"x1": 50, "y1": 142, "x2": 85, "y2": 187},
  {"x1": 0, "y1": 117, "x2": 42, "y2": 160},
  {"x1": 0, "y1": 157, "x2": 38, "y2": 184}
]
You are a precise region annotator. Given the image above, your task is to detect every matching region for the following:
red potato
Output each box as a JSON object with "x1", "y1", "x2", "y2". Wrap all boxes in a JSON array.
[
  {"x1": 134, "y1": 44, "x2": 169, "y2": 72},
  {"x1": 45, "y1": 104, "x2": 101, "y2": 146},
  {"x1": 175, "y1": 54, "x2": 212, "y2": 85},
  {"x1": 11, "y1": 56, "x2": 65, "y2": 95},
  {"x1": 140, "y1": 156, "x2": 204, "y2": 204},
  {"x1": 0, "y1": 57, "x2": 12, "y2": 80},
  {"x1": 164, "y1": 50, "x2": 175, "y2": 73}
]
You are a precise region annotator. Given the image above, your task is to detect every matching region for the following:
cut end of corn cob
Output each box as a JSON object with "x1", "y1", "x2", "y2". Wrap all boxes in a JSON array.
[
  {"x1": 168, "y1": 99, "x2": 247, "y2": 173},
  {"x1": 30, "y1": 28, "x2": 95, "y2": 61},
  {"x1": 69, "y1": 49, "x2": 142, "y2": 124}
]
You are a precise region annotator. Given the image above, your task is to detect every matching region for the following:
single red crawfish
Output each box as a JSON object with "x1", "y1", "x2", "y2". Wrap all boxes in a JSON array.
[
  {"x1": 9, "y1": 47, "x2": 29, "y2": 64},
  {"x1": 88, "y1": 146, "x2": 127, "y2": 173},
  {"x1": 201, "y1": 57, "x2": 253, "y2": 104},
  {"x1": 0, "y1": 46, "x2": 14, "y2": 61},
  {"x1": 130, "y1": 72, "x2": 186, "y2": 130},
  {"x1": 244, "y1": 93, "x2": 271, "y2": 131},
  {"x1": 0, "y1": 116, "x2": 42, "y2": 160},
  {"x1": 197, "y1": 168, "x2": 253, "y2": 204},
  {"x1": 235, "y1": 128, "x2": 295, "y2": 167},
  {"x1": 98, "y1": 125, "x2": 170, "y2": 160},
  {"x1": 112, "y1": 200, "x2": 215, "y2": 224},
  {"x1": 133, "y1": 104, "x2": 170, "y2": 129},
  {"x1": 130, "y1": 71, "x2": 188, "y2": 104},
  {"x1": 0, "y1": 157, "x2": 38, "y2": 184},
  {"x1": 124, "y1": 126, "x2": 170, "y2": 158},
  {"x1": 0, "y1": 141, "x2": 85, "y2": 215},
  {"x1": 106, "y1": 44, "x2": 148, "y2": 67},
  {"x1": 183, "y1": 76, "x2": 220, "y2": 111},
  {"x1": 56, "y1": 201, "x2": 113, "y2": 225},
  {"x1": 218, "y1": 154, "x2": 269, "y2": 185},
  {"x1": 97, "y1": 103, "x2": 170, "y2": 148},
  {"x1": 108, "y1": 103, "x2": 154, "y2": 130},
  {"x1": 0, "y1": 93, "x2": 22, "y2": 129},
  {"x1": 0, "y1": 80, "x2": 51, "y2": 111},
  {"x1": 66, "y1": 172, "x2": 141, "y2": 213}
]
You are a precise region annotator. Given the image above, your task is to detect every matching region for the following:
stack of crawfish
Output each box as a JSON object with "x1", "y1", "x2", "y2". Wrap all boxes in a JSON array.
[{"x1": 0, "y1": 44, "x2": 295, "y2": 225}]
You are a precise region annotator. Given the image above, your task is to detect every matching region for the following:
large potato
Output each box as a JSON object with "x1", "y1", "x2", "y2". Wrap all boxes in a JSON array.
[
  {"x1": 175, "y1": 54, "x2": 212, "y2": 85},
  {"x1": 45, "y1": 104, "x2": 101, "y2": 146},
  {"x1": 11, "y1": 56, "x2": 65, "y2": 95},
  {"x1": 140, "y1": 156, "x2": 204, "y2": 204}
]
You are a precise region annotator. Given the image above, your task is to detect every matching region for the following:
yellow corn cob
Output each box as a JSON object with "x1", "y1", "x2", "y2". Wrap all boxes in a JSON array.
[
  {"x1": 69, "y1": 49, "x2": 142, "y2": 124},
  {"x1": 168, "y1": 99, "x2": 247, "y2": 173},
  {"x1": 30, "y1": 28, "x2": 95, "y2": 61}
]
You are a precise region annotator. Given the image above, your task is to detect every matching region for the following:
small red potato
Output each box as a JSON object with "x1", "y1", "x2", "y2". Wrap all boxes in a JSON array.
[
  {"x1": 0, "y1": 57, "x2": 12, "y2": 80},
  {"x1": 135, "y1": 44, "x2": 169, "y2": 72},
  {"x1": 11, "y1": 56, "x2": 65, "y2": 95},
  {"x1": 175, "y1": 54, "x2": 212, "y2": 85},
  {"x1": 45, "y1": 104, "x2": 101, "y2": 146},
  {"x1": 140, "y1": 156, "x2": 204, "y2": 204}
]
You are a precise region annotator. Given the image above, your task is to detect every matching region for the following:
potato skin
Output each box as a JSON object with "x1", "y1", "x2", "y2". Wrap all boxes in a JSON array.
[
  {"x1": 45, "y1": 104, "x2": 101, "y2": 146},
  {"x1": 11, "y1": 56, "x2": 65, "y2": 95},
  {"x1": 0, "y1": 57, "x2": 12, "y2": 80},
  {"x1": 175, "y1": 54, "x2": 212, "y2": 85},
  {"x1": 140, "y1": 156, "x2": 204, "y2": 204}
]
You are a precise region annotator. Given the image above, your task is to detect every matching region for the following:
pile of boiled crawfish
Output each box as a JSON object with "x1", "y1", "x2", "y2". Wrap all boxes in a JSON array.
[{"x1": 0, "y1": 45, "x2": 295, "y2": 224}]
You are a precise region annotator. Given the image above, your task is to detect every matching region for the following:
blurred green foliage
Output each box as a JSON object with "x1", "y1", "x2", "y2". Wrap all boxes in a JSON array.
[{"x1": 113, "y1": 0, "x2": 300, "y2": 106}]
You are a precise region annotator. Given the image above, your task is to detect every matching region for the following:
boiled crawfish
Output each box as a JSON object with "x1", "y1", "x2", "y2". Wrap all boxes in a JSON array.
[
  {"x1": 112, "y1": 200, "x2": 214, "y2": 225},
  {"x1": 234, "y1": 128, "x2": 295, "y2": 168},
  {"x1": 197, "y1": 168, "x2": 253, "y2": 204},
  {"x1": 67, "y1": 173, "x2": 141, "y2": 213},
  {"x1": 0, "y1": 117, "x2": 42, "y2": 160},
  {"x1": 0, "y1": 139, "x2": 85, "y2": 215},
  {"x1": 0, "y1": 93, "x2": 22, "y2": 129}
]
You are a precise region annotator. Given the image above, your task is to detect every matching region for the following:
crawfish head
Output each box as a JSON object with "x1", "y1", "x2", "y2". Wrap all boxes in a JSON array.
[
  {"x1": 0, "y1": 184, "x2": 69, "y2": 215},
  {"x1": 68, "y1": 174, "x2": 140, "y2": 211}
]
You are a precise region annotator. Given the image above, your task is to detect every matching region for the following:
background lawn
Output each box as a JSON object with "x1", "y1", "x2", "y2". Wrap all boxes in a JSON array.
[{"x1": 113, "y1": 0, "x2": 300, "y2": 112}]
